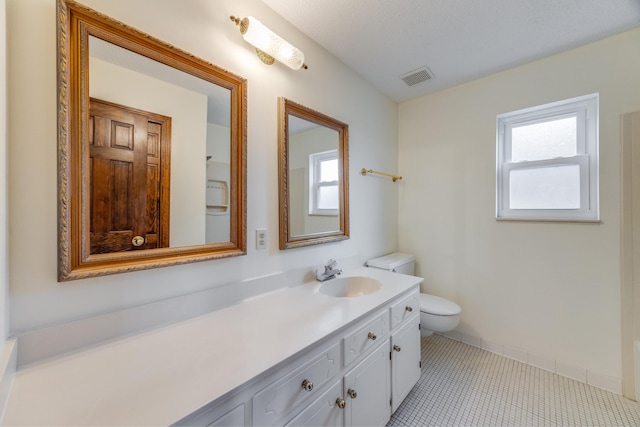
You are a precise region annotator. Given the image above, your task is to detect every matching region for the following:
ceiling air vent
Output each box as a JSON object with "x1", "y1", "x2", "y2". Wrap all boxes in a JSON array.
[{"x1": 400, "y1": 67, "x2": 434, "y2": 87}]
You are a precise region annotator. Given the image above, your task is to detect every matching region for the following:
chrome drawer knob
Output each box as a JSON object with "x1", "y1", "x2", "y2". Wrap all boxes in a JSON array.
[
  {"x1": 347, "y1": 388, "x2": 358, "y2": 399},
  {"x1": 301, "y1": 379, "x2": 314, "y2": 391},
  {"x1": 336, "y1": 398, "x2": 346, "y2": 409},
  {"x1": 405, "y1": 306, "x2": 413, "y2": 312},
  {"x1": 367, "y1": 332, "x2": 377, "y2": 341},
  {"x1": 393, "y1": 345, "x2": 402, "y2": 352}
]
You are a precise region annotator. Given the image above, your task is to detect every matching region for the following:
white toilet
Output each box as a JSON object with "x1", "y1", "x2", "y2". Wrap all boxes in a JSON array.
[{"x1": 366, "y1": 253, "x2": 462, "y2": 337}]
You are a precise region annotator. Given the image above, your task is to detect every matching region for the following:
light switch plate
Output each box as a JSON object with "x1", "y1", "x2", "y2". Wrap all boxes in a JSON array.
[{"x1": 256, "y1": 228, "x2": 267, "y2": 250}]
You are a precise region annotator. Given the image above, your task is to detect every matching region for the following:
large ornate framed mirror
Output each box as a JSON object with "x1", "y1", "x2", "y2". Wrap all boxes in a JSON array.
[
  {"x1": 58, "y1": 0, "x2": 247, "y2": 281},
  {"x1": 278, "y1": 98, "x2": 349, "y2": 249}
]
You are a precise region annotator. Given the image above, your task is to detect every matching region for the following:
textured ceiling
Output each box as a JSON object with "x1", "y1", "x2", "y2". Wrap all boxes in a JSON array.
[{"x1": 260, "y1": 0, "x2": 640, "y2": 102}]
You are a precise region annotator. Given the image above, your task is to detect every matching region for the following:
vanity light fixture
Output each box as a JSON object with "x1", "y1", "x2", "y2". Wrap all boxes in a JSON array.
[{"x1": 230, "y1": 15, "x2": 308, "y2": 70}]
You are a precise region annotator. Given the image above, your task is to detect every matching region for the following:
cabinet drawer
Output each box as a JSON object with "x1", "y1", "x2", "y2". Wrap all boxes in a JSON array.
[
  {"x1": 206, "y1": 404, "x2": 244, "y2": 427},
  {"x1": 390, "y1": 290, "x2": 420, "y2": 329},
  {"x1": 253, "y1": 342, "x2": 341, "y2": 426},
  {"x1": 284, "y1": 380, "x2": 344, "y2": 427},
  {"x1": 343, "y1": 310, "x2": 388, "y2": 367}
]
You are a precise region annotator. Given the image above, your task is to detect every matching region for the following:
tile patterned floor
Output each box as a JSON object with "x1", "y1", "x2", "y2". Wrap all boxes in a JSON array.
[{"x1": 388, "y1": 334, "x2": 640, "y2": 426}]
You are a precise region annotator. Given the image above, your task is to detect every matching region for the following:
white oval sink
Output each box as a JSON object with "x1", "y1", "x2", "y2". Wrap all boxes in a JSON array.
[{"x1": 318, "y1": 276, "x2": 382, "y2": 298}]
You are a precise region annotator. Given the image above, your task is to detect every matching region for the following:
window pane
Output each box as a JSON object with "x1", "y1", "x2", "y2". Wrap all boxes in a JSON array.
[
  {"x1": 511, "y1": 116, "x2": 577, "y2": 162},
  {"x1": 320, "y1": 159, "x2": 338, "y2": 182},
  {"x1": 509, "y1": 165, "x2": 580, "y2": 209},
  {"x1": 318, "y1": 185, "x2": 339, "y2": 210}
]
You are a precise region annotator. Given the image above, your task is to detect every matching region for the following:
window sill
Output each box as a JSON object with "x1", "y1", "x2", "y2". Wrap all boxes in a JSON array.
[{"x1": 496, "y1": 217, "x2": 601, "y2": 224}]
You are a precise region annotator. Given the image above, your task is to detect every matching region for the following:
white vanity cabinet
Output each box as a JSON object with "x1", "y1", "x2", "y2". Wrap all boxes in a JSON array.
[
  {"x1": 175, "y1": 286, "x2": 421, "y2": 427},
  {"x1": 2, "y1": 268, "x2": 424, "y2": 426}
]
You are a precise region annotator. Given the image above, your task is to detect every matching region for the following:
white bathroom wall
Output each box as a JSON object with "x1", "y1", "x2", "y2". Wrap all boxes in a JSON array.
[
  {"x1": 206, "y1": 124, "x2": 231, "y2": 243},
  {"x1": 0, "y1": 0, "x2": 7, "y2": 342},
  {"x1": 398, "y1": 29, "x2": 640, "y2": 390},
  {"x1": 7, "y1": 0, "x2": 398, "y2": 332},
  {"x1": 0, "y1": 2, "x2": 15, "y2": 409}
]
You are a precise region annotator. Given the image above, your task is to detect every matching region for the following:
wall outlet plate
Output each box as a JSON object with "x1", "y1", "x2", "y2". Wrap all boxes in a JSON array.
[{"x1": 256, "y1": 228, "x2": 267, "y2": 250}]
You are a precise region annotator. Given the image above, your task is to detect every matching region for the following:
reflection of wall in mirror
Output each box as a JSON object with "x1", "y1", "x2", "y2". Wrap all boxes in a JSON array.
[
  {"x1": 90, "y1": 57, "x2": 207, "y2": 247},
  {"x1": 289, "y1": 127, "x2": 340, "y2": 236},
  {"x1": 206, "y1": 123, "x2": 231, "y2": 244}
]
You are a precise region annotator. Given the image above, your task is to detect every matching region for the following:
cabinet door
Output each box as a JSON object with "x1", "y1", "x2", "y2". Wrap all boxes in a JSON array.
[
  {"x1": 391, "y1": 315, "x2": 421, "y2": 412},
  {"x1": 343, "y1": 341, "x2": 391, "y2": 427},
  {"x1": 285, "y1": 380, "x2": 344, "y2": 427}
]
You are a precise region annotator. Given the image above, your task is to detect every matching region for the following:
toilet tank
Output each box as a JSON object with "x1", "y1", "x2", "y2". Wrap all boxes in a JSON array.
[{"x1": 366, "y1": 253, "x2": 415, "y2": 275}]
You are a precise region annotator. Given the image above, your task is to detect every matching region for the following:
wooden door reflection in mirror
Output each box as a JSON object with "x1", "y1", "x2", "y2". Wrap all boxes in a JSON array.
[
  {"x1": 89, "y1": 98, "x2": 171, "y2": 254},
  {"x1": 58, "y1": 0, "x2": 247, "y2": 280},
  {"x1": 278, "y1": 98, "x2": 349, "y2": 249}
]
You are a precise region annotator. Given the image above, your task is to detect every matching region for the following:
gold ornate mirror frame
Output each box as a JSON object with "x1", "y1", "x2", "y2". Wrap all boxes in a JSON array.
[
  {"x1": 58, "y1": 0, "x2": 247, "y2": 280},
  {"x1": 278, "y1": 98, "x2": 350, "y2": 249}
]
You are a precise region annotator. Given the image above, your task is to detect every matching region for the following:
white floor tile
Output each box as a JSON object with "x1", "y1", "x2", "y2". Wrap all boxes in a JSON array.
[{"x1": 388, "y1": 335, "x2": 640, "y2": 427}]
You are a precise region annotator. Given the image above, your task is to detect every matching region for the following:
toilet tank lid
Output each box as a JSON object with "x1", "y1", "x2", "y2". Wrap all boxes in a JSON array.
[
  {"x1": 420, "y1": 294, "x2": 462, "y2": 316},
  {"x1": 366, "y1": 253, "x2": 414, "y2": 270}
]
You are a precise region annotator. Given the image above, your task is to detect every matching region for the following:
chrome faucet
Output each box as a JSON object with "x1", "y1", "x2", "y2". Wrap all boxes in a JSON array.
[{"x1": 316, "y1": 259, "x2": 342, "y2": 281}]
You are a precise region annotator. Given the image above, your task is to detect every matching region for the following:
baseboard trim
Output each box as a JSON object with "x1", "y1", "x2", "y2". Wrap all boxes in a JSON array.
[
  {"x1": 0, "y1": 339, "x2": 17, "y2": 424},
  {"x1": 635, "y1": 340, "x2": 640, "y2": 400},
  {"x1": 440, "y1": 331, "x2": 622, "y2": 395}
]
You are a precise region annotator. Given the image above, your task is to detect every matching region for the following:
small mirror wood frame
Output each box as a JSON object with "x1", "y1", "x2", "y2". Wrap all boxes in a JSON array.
[
  {"x1": 57, "y1": 0, "x2": 247, "y2": 281},
  {"x1": 278, "y1": 98, "x2": 350, "y2": 249}
]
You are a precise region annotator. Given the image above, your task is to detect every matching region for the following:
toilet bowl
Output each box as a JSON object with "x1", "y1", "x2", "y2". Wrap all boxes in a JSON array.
[
  {"x1": 366, "y1": 253, "x2": 462, "y2": 337},
  {"x1": 419, "y1": 293, "x2": 461, "y2": 337}
]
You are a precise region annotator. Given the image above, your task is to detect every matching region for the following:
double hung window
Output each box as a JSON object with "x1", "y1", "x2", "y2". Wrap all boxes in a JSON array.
[
  {"x1": 496, "y1": 94, "x2": 599, "y2": 221},
  {"x1": 309, "y1": 150, "x2": 339, "y2": 216}
]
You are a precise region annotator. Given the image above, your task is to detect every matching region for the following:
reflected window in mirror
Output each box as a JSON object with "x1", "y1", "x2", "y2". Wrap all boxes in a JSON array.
[
  {"x1": 278, "y1": 98, "x2": 349, "y2": 249},
  {"x1": 309, "y1": 150, "x2": 339, "y2": 216},
  {"x1": 58, "y1": 0, "x2": 247, "y2": 280}
]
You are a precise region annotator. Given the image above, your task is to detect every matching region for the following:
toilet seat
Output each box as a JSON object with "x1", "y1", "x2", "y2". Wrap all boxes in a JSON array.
[{"x1": 419, "y1": 294, "x2": 461, "y2": 316}]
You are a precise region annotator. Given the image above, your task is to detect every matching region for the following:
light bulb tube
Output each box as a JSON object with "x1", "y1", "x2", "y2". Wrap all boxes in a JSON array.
[{"x1": 240, "y1": 16, "x2": 305, "y2": 70}]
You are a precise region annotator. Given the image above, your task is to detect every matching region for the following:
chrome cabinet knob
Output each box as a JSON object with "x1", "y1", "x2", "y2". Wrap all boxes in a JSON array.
[
  {"x1": 393, "y1": 345, "x2": 402, "y2": 352},
  {"x1": 301, "y1": 379, "x2": 314, "y2": 391},
  {"x1": 336, "y1": 398, "x2": 346, "y2": 409},
  {"x1": 405, "y1": 306, "x2": 413, "y2": 312},
  {"x1": 367, "y1": 332, "x2": 377, "y2": 341},
  {"x1": 347, "y1": 388, "x2": 358, "y2": 399}
]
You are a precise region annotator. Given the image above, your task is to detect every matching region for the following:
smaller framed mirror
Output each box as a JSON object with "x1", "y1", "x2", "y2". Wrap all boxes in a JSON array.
[{"x1": 278, "y1": 98, "x2": 349, "y2": 249}]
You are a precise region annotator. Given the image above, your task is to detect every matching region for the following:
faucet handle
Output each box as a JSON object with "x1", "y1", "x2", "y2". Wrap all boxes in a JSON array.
[{"x1": 326, "y1": 259, "x2": 338, "y2": 269}]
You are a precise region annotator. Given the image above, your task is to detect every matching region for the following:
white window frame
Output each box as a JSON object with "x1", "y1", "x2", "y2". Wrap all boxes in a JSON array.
[
  {"x1": 496, "y1": 93, "x2": 599, "y2": 221},
  {"x1": 309, "y1": 149, "x2": 339, "y2": 216}
]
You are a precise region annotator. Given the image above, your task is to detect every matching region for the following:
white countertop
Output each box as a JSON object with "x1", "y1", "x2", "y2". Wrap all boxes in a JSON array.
[{"x1": 2, "y1": 268, "x2": 422, "y2": 426}]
